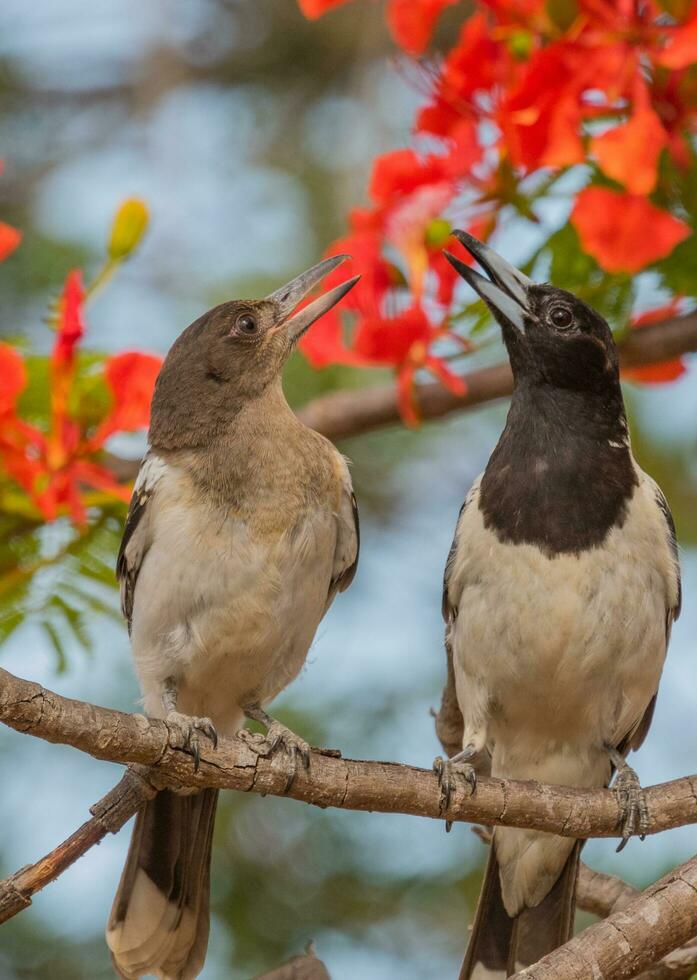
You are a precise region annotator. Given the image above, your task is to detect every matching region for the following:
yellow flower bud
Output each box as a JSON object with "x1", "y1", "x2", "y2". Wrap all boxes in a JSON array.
[{"x1": 108, "y1": 198, "x2": 149, "y2": 260}]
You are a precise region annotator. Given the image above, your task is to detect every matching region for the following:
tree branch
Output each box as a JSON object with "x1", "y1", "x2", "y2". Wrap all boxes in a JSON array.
[
  {"x1": 0, "y1": 767, "x2": 156, "y2": 924},
  {"x1": 2, "y1": 667, "x2": 697, "y2": 843},
  {"x1": 512, "y1": 852, "x2": 697, "y2": 980}
]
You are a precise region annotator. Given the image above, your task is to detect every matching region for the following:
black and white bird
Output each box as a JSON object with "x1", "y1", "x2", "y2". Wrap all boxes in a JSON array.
[
  {"x1": 107, "y1": 257, "x2": 360, "y2": 980},
  {"x1": 436, "y1": 231, "x2": 681, "y2": 978}
]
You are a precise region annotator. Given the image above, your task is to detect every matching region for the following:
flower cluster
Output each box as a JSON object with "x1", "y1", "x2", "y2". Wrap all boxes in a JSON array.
[
  {"x1": 0, "y1": 198, "x2": 161, "y2": 523},
  {"x1": 299, "y1": 0, "x2": 697, "y2": 421}
]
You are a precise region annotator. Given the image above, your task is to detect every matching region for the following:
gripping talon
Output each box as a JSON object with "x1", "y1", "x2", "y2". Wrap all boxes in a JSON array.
[
  {"x1": 609, "y1": 747, "x2": 649, "y2": 850},
  {"x1": 433, "y1": 752, "x2": 477, "y2": 828},
  {"x1": 165, "y1": 711, "x2": 218, "y2": 770}
]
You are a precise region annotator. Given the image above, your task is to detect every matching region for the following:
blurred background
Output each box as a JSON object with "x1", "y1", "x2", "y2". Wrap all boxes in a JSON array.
[{"x1": 0, "y1": 1, "x2": 696, "y2": 978}]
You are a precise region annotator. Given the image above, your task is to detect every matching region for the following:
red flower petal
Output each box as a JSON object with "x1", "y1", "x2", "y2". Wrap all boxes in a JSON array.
[
  {"x1": 0, "y1": 343, "x2": 27, "y2": 415},
  {"x1": 658, "y1": 10, "x2": 697, "y2": 70},
  {"x1": 54, "y1": 269, "x2": 86, "y2": 364},
  {"x1": 397, "y1": 363, "x2": 419, "y2": 426},
  {"x1": 353, "y1": 305, "x2": 432, "y2": 365},
  {"x1": 592, "y1": 101, "x2": 668, "y2": 196},
  {"x1": 386, "y1": 0, "x2": 459, "y2": 55},
  {"x1": 0, "y1": 222, "x2": 21, "y2": 262},
  {"x1": 571, "y1": 188, "x2": 690, "y2": 274},
  {"x1": 297, "y1": 0, "x2": 350, "y2": 17},
  {"x1": 624, "y1": 360, "x2": 686, "y2": 384},
  {"x1": 92, "y1": 351, "x2": 163, "y2": 445},
  {"x1": 623, "y1": 300, "x2": 686, "y2": 385}
]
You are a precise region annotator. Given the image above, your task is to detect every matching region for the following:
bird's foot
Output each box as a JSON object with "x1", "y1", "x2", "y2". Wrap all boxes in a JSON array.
[
  {"x1": 433, "y1": 752, "x2": 477, "y2": 831},
  {"x1": 241, "y1": 706, "x2": 311, "y2": 792},
  {"x1": 610, "y1": 751, "x2": 649, "y2": 851},
  {"x1": 165, "y1": 711, "x2": 217, "y2": 772}
]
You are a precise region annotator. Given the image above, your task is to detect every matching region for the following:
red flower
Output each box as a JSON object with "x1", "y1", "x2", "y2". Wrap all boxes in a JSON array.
[
  {"x1": 0, "y1": 270, "x2": 161, "y2": 523},
  {"x1": 89, "y1": 351, "x2": 162, "y2": 445},
  {"x1": 591, "y1": 82, "x2": 668, "y2": 195},
  {"x1": 656, "y1": 8, "x2": 697, "y2": 70},
  {"x1": 623, "y1": 301, "x2": 687, "y2": 385},
  {"x1": 0, "y1": 222, "x2": 21, "y2": 262},
  {"x1": 571, "y1": 187, "x2": 690, "y2": 274},
  {"x1": 297, "y1": 0, "x2": 350, "y2": 17},
  {"x1": 386, "y1": 0, "x2": 459, "y2": 55},
  {"x1": 0, "y1": 344, "x2": 26, "y2": 417}
]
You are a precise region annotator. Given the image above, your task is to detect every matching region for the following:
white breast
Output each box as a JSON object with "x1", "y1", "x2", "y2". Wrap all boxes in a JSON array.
[
  {"x1": 130, "y1": 464, "x2": 337, "y2": 732},
  {"x1": 448, "y1": 468, "x2": 677, "y2": 787}
]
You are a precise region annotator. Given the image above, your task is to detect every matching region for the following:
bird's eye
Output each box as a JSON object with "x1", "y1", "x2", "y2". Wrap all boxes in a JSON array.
[
  {"x1": 549, "y1": 306, "x2": 573, "y2": 330},
  {"x1": 237, "y1": 314, "x2": 258, "y2": 335}
]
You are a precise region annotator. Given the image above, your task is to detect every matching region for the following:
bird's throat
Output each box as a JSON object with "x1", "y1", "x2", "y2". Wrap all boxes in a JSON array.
[{"x1": 479, "y1": 382, "x2": 637, "y2": 557}]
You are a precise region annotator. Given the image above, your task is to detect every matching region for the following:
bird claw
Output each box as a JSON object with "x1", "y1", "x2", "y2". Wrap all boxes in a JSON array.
[
  {"x1": 433, "y1": 754, "x2": 477, "y2": 823},
  {"x1": 241, "y1": 721, "x2": 311, "y2": 792},
  {"x1": 166, "y1": 711, "x2": 218, "y2": 772},
  {"x1": 613, "y1": 762, "x2": 649, "y2": 851}
]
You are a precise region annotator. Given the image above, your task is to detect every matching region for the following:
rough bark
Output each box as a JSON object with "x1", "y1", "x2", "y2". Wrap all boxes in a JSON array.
[
  {"x1": 513, "y1": 854, "x2": 697, "y2": 980},
  {"x1": 3, "y1": 667, "x2": 697, "y2": 841}
]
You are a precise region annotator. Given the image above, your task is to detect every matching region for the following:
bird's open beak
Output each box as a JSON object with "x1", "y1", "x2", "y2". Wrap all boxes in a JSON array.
[
  {"x1": 266, "y1": 255, "x2": 360, "y2": 343},
  {"x1": 443, "y1": 230, "x2": 534, "y2": 334}
]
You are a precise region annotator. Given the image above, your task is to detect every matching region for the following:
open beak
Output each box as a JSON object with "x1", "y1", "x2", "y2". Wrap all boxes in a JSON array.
[
  {"x1": 266, "y1": 255, "x2": 360, "y2": 343},
  {"x1": 443, "y1": 230, "x2": 534, "y2": 334}
]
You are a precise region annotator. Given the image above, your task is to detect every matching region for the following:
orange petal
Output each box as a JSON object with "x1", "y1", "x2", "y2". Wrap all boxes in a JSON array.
[
  {"x1": 0, "y1": 222, "x2": 21, "y2": 262},
  {"x1": 592, "y1": 104, "x2": 668, "y2": 195},
  {"x1": 571, "y1": 188, "x2": 690, "y2": 274}
]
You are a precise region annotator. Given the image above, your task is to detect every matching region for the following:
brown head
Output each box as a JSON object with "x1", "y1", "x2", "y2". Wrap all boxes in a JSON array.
[{"x1": 149, "y1": 256, "x2": 358, "y2": 451}]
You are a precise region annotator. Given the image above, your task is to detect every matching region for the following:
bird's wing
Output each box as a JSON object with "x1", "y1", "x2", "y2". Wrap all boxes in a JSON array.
[
  {"x1": 327, "y1": 455, "x2": 359, "y2": 606},
  {"x1": 622, "y1": 476, "x2": 681, "y2": 755},
  {"x1": 436, "y1": 479, "x2": 482, "y2": 758},
  {"x1": 442, "y1": 479, "x2": 480, "y2": 625},
  {"x1": 116, "y1": 454, "x2": 167, "y2": 634}
]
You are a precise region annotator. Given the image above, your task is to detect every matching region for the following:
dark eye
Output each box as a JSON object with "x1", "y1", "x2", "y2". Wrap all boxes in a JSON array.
[
  {"x1": 237, "y1": 314, "x2": 258, "y2": 335},
  {"x1": 550, "y1": 305, "x2": 573, "y2": 329}
]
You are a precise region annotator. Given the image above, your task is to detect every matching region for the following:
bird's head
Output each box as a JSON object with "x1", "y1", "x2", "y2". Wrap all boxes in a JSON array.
[
  {"x1": 444, "y1": 231, "x2": 619, "y2": 393},
  {"x1": 149, "y1": 257, "x2": 358, "y2": 450}
]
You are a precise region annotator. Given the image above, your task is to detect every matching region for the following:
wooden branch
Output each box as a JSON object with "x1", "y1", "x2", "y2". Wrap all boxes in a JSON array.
[
  {"x1": 577, "y1": 865, "x2": 638, "y2": 918},
  {"x1": 512, "y1": 852, "x2": 697, "y2": 980},
  {"x1": 254, "y1": 946, "x2": 331, "y2": 979},
  {"x1": 2, "y1": 667, "x2": 697, "y2": 843},
  {"x1": 0, "y1": 767, "x2": 156, "y2": 924},
  {"x1": 576, "y1": 868, "x2": 697, "y2": 980},
  {"x1": 102, "y1": 310, "x2": 697, "y2": 485}
]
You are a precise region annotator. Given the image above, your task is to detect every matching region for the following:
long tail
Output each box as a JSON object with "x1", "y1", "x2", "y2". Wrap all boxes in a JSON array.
[
  {"x1": 107, "y1": 787, "x2": 218, "y2": 980},
  {"x1": 460, "y1": 840, "x2": 581, "y2": 979}
]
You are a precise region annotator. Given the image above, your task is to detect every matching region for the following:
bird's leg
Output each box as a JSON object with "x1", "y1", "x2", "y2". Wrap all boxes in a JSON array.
[
  {"x1": 433, "y1": 741, "x2": 479, "y2": 831},
  {"x1": 608, "y1": 746, "x2": 650, "y2": 851},
  {"x1": 241, "y1": 704, "x2": 311, "y2": 792},
  {"x1": 161, "y1": 677, "x2": 217, "y2": 772}
]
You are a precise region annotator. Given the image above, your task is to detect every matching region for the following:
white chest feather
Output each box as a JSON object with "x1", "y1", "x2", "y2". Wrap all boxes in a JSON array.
[
  {"x1": 447, "y1": 469, "x2": 678, "y2": 780},
  {"x1": 129, "y1": 464, "x2": 337, "y2": 728}
]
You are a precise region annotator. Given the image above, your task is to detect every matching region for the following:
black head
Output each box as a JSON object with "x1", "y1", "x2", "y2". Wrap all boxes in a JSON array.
[
  {"x1": 444, "y1": 231, "x2": 619, "y2": 393},
  {"x1": 149, "y1": 257, "x2": 359, "y2": 450}
]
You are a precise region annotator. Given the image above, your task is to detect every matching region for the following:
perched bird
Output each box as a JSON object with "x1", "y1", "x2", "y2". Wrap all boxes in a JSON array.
[
  {"x1": 107, "y1": 257, "x2": 360, "y2": 980},
  {"x1": 436, "y1": 232, "x2": 681, "y2": 978}
]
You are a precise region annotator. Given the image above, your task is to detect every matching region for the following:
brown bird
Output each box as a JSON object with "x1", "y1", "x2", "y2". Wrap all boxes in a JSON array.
[{"x1": 107, "y1": 257, "x2": 360, "y2": 980}]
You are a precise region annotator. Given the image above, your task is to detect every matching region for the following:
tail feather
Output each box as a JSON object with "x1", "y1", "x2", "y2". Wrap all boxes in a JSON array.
[
  {"x1": 460, "y1": 841, "x2": 581, "y2": 979},
  {"x1": 107, "y1": 788, "x2": 218, "y2": 980}
]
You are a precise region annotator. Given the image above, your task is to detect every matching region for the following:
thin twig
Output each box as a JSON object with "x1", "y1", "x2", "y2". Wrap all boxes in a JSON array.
[{"x1": 0, "y1": 767, "x2": 156, "y2": 924}]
